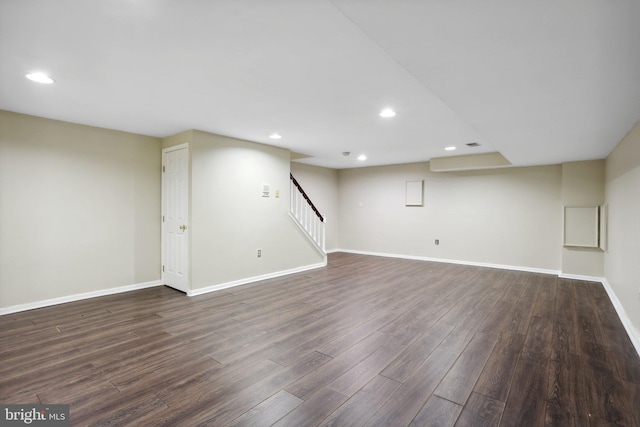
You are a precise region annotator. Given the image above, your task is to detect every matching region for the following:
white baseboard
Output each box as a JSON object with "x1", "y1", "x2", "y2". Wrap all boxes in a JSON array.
[
  {"x1": 335, "y1": 248, "x2": 561, "y2": 276},
  {"x1": 601, "y1": 279, "x2": 640, "y2": 357},
  {"x1": 0, "y1": 280, "x2": 162, "y2": 316},
  {"x1": 188, "y1": 261, "x2": 327, "y2": 297},
  {"x1": 0, "y1": 262, "x2": 329, "y2": 314},
  {"x1": 558, "y1": 273, "x2": 606, "y2": 282}
]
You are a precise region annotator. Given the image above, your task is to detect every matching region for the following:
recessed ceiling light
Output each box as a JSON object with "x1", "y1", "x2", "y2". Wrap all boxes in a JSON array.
[
  {"x1": 357, "y1": 154, "x2": 367, "y2": 161},
  {"x1": 379, "y1": 108, "x2": 396, "y2": 118},
  {"x1": 445, "y1": 146, "x2": 456, "y2": 151},
  {"x1": 269, "y1": 133, "x2": 282, "y2": 139},
  {"x1": 26, "y1": 72, "x2": 54, "y2": 84}
]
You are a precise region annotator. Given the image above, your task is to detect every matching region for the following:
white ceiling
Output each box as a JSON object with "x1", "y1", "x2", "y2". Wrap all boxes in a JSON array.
[{"x1": 1, "y1": 0, "x2": 639, "y2": 169}]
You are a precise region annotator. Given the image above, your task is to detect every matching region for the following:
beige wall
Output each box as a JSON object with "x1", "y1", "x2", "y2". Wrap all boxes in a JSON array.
[
  {"x1": 2, "y1": 107, "x2": 636, "y2": 350},
  {"x1": 338, "y1": 162, "x2": 563, "y2": 271},
  {"x1": 605, "y1": 120, "x2": 640, "y2": 341},
  {"x1": 189, "y1": 131, "x2": 324, "y2": 291},
  {"x1": 561, "y1": 160, "x2": 605, "y2": 277},
  {"x1": 0, "y1": 110, "x2": 161, "y2": 310},
  {"x1": 290, "y1": 162, "x2": 339, "y2": 251},
  {"x1": 162, "y1": 130, "x2": 193, "y2": 149}
]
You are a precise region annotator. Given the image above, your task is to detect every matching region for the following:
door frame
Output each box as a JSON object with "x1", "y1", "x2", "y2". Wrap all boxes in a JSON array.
[{"x1": 161, "y1": 142, "x2": 190, "y2": 293}]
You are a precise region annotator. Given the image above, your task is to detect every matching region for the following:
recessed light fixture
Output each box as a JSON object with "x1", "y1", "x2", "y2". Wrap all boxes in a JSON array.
[
  {"x1": 26, "y1": 72, "x2": 55, "y2": 84},
  {"x1": 269, "y1": 133, "x2": 282, "y2": 139},
  {"x1": 445, "y1": 146, "x2": 456, "y2": 151},
  {"x1": 357, "y1": 154, "x2": 367, "y2": 161},
  {"x1": 379, "y1": 108, "x2": 396, "y2": 118}
]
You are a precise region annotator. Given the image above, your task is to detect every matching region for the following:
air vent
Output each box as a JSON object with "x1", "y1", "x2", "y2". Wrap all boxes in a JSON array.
[{"x1": 466, "y1": 142, "x2": 481, "y2": 147}]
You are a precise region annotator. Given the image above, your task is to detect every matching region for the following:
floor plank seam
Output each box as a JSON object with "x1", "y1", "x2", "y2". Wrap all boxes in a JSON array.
[{"x1": 2, "y1": 253, "x2": 639, "y2": 426}]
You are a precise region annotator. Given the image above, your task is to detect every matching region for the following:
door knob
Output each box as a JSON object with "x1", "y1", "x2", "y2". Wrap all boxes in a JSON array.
[{"x1": 179, "y1": 225, "x2": 187, "y2": 231}]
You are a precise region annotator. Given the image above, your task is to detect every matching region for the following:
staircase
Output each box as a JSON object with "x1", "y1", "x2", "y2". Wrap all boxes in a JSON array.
[{"x1": 289, "y1": 173, "x2": 326, "y2": 255}]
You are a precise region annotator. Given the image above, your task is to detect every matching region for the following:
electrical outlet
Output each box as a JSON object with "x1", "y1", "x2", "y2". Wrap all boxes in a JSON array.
[
  {"x1": 435, "y1": 239, "x2": 439, "y2": 245},
  {"x1": 257, "y1": 249, "x2": 262, "y2": 258}
]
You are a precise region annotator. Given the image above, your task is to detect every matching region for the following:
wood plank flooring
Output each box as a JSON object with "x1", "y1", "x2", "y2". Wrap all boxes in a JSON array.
[{"x1": 1, "y1": 252, "x2": 639, "y2": 426}]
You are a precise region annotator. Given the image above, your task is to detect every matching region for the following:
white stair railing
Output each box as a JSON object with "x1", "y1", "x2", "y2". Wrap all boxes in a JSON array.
[{"x1": 290, "y1": 174, "x2": 325, "y2": 253}]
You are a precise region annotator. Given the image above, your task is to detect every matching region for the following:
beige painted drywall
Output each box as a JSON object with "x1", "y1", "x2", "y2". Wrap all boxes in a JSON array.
[
  {"x1": 430, "y1": 152, "x2": 511, "y2": 172},
  {"x1": 290, "y1": 163, "x2": 339, "y2": 251},
  {"x1": 0, "y1": 110, "x2": 161, "y2": 309},
  {"x1": 162, "y1": 130, "x2": 193, "y2": 149},
  {"x1": 189, "y1": 130, "x2": 324, "y2": 290},
  {"x1": 561, "y1": 160, "x2": 605, "y2": 277},
  {"x1": 605, "y1": 120, "x2": 640, "y2": 340},
  {"x1": 338, "y1": 162, "x2": 563, "y2": 271}
]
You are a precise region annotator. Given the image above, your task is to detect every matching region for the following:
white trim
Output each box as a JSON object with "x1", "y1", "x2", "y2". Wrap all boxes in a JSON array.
[
  {"x1": 335, "y1": 249, "x2": 560, "y2": 276},
  {"x1": 601, "y1": 278, "x2": 640, "y2": 357},
  {"x1": 163, "y1": 142, "x2": 189, "y2": 153},
  {"x1": 0, "y1": 280, "x2": 162, "y2": 316},
  {"x1": 558, "y1": 273, "x2": 605, "y2": 282},
  {"x1": 188, "y1": 262, "x2": 326, "y2": 297}
]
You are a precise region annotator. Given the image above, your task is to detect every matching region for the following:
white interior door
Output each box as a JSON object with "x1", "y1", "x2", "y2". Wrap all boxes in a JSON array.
[{"x1": 162, "y1": 144, "x2": 189, "y2": 293}]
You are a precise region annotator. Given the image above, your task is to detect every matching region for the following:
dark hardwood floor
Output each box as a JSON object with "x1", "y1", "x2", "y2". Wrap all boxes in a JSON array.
[{"x1": 1, "y1": 252, "x2": 639, "y2": 426}]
